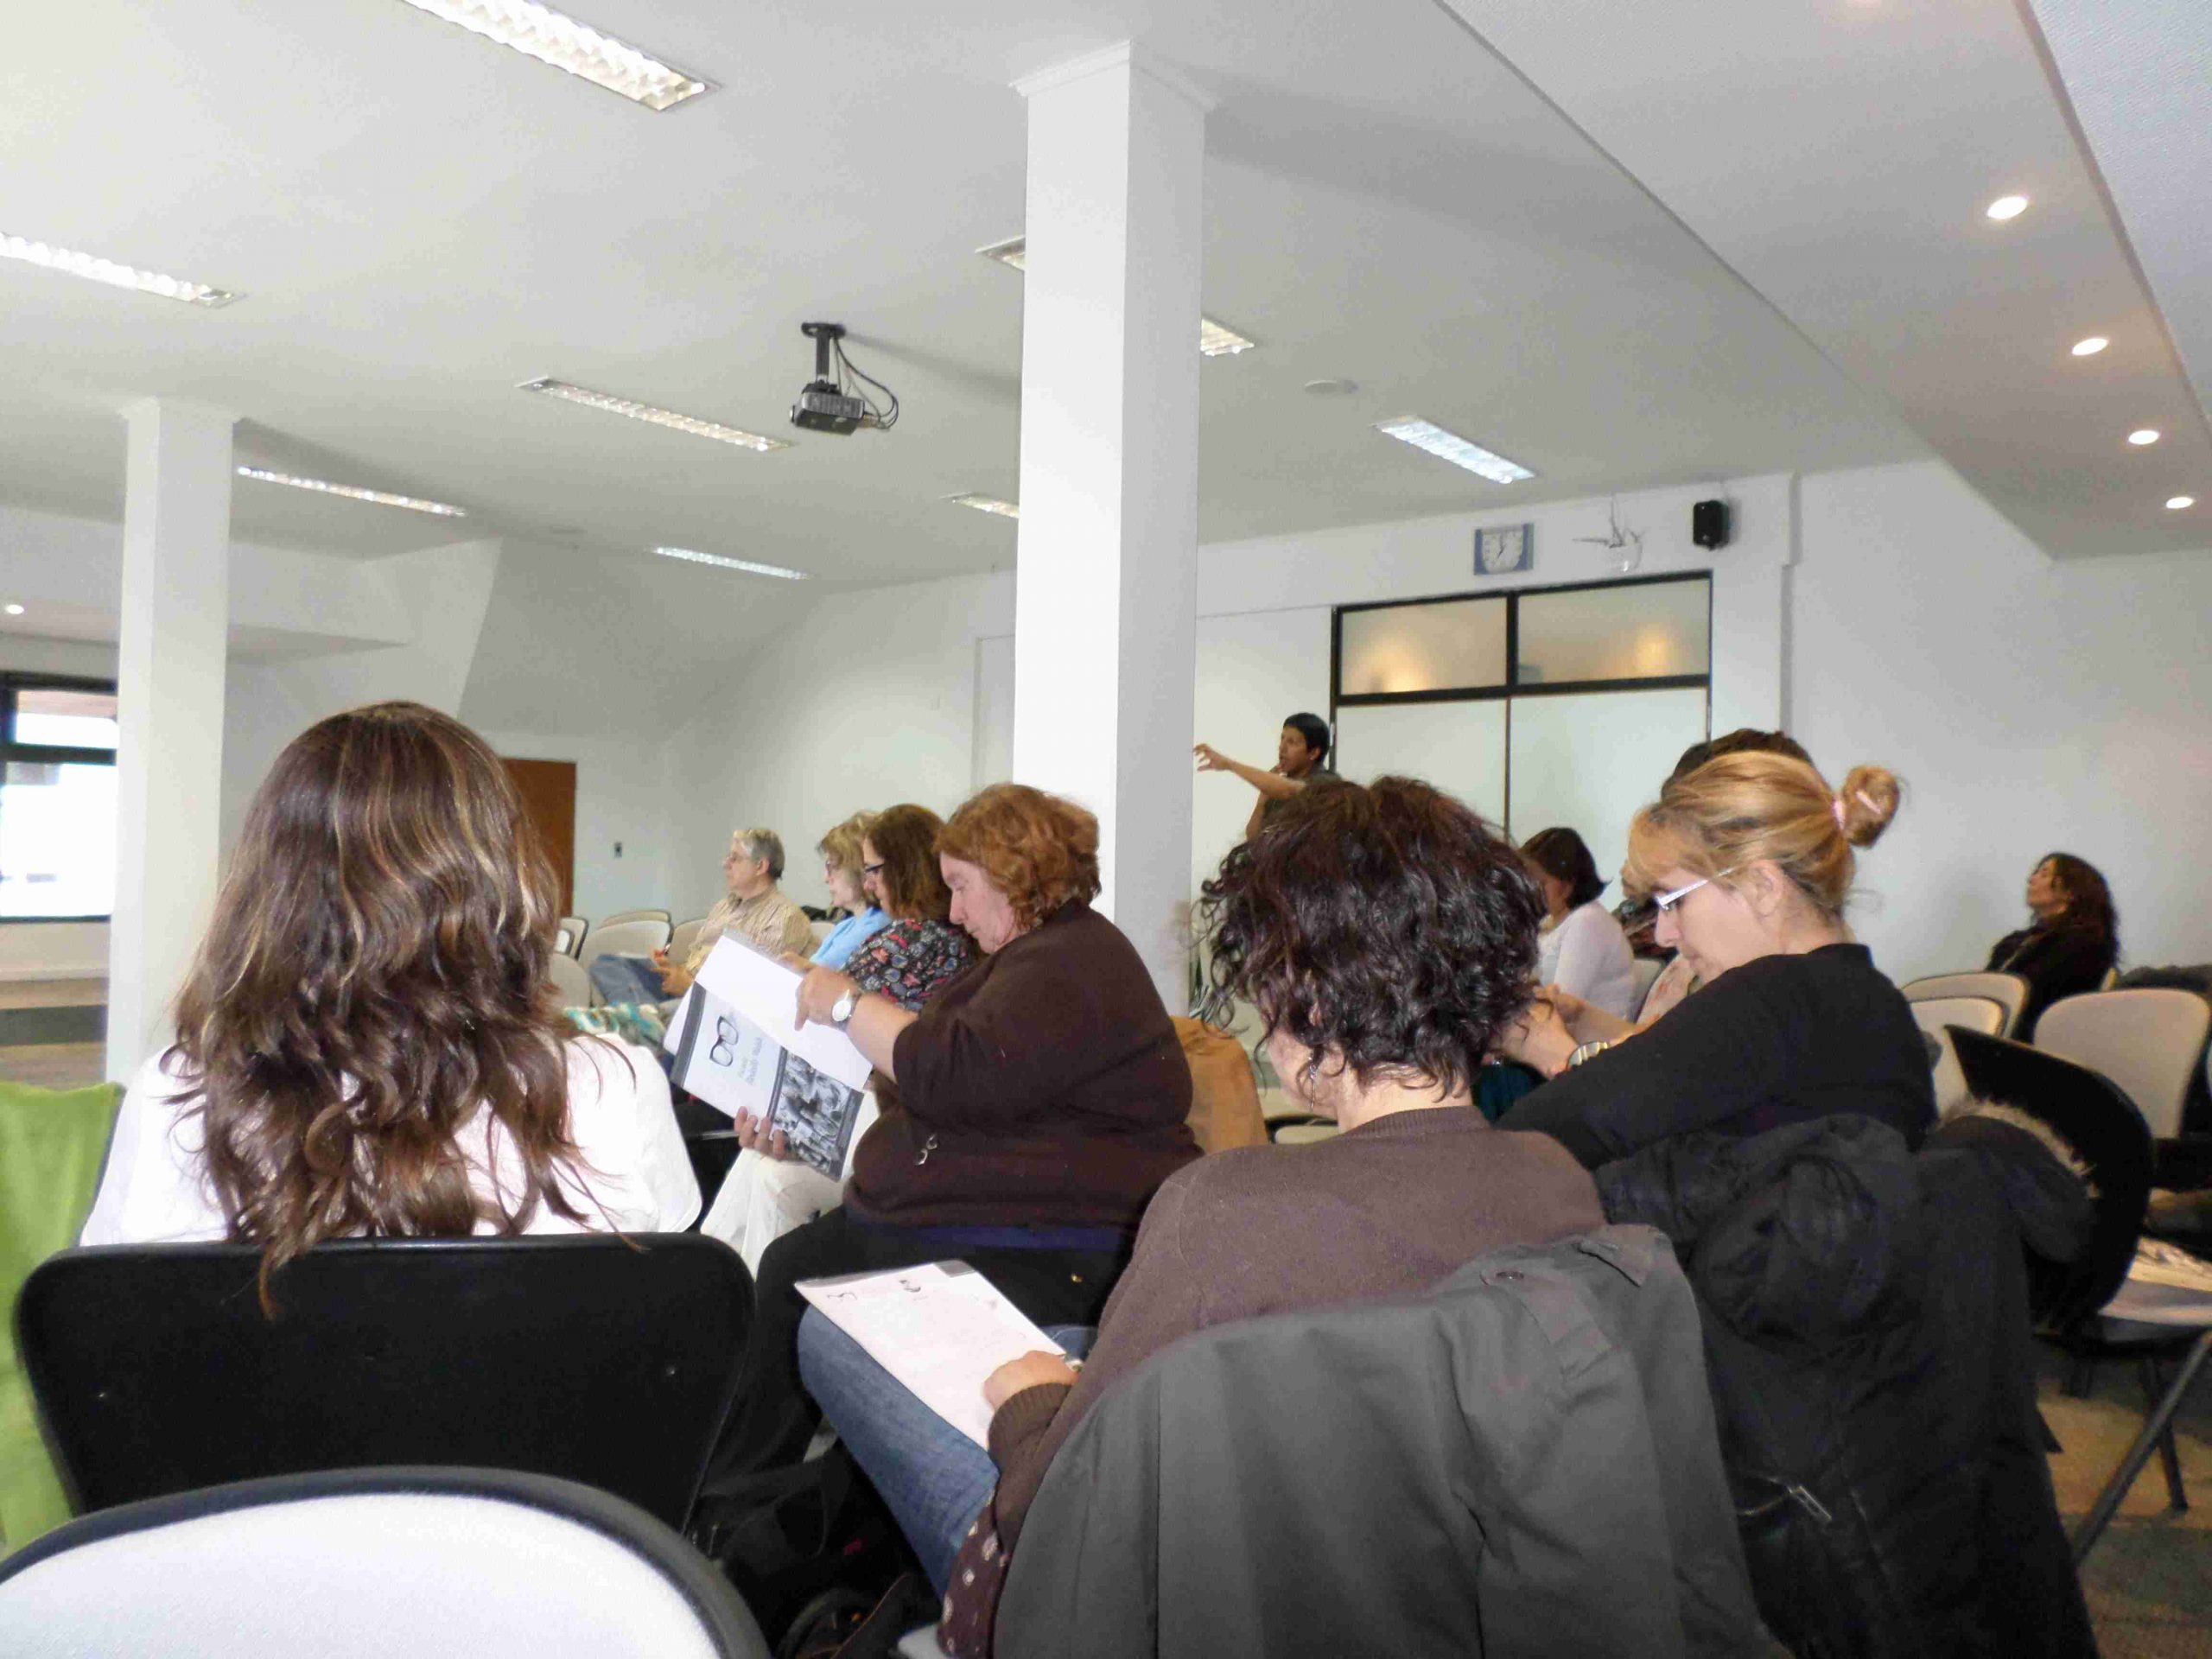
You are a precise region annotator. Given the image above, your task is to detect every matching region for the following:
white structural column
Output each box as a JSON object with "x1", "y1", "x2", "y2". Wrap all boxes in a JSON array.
[
  {"x1": 107, "y1": 399, "x2": 234, "y2": 1081},
  {"x1": 1010, "y1": 44, "x2": 1208, "y2": 1008}
]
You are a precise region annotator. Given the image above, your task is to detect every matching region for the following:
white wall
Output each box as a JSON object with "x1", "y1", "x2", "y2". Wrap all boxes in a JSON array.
[
  {"x1": 1191, "y1": 607, "x2": 1332, "y2": 902},
  {"x1": 663, "y1": 570, "x2": 1017, "y2": 917},
  {"x1": 476, "y1": 730, "x2": 676, "y2": 922},
  {"x1": 1792, "y1": 460, "x2": 2212, "y2": 982}
]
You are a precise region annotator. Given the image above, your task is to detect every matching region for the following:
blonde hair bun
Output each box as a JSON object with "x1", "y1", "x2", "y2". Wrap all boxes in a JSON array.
[{"x1": 1836, "y1": 765, "x2": 1902, "y2": 849}]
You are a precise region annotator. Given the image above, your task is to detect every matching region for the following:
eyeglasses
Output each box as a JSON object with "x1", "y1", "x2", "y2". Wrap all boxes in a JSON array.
[{"x1": 1652, "y1": 868, "x2": 1738, "y2": 914}]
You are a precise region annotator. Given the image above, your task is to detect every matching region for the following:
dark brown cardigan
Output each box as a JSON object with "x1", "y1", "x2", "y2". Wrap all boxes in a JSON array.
[{"x1": 846, "y1": 901, "x2": 1198, "y2": 1230}]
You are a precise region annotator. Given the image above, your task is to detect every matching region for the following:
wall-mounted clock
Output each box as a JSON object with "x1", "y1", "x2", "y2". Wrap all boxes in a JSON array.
[{"x1": 1475, "y1": 523, "x2": 1533, "y2": 575}]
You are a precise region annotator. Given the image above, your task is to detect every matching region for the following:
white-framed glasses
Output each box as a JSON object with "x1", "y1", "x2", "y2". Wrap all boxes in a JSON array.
[{"x1": 1652, "y1": 867, "x2": 1739, "y2": 914}]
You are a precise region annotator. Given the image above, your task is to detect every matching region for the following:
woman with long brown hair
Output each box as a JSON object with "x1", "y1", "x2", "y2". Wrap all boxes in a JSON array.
[{"x1": 81, "y1": 702, "x2": 697, "y2": 1269}]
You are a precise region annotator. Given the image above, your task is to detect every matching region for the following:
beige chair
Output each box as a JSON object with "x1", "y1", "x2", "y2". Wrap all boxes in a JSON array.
[
  {"x1": 809, "y1": 918, "x2": 832, "y2": 952},
  {"x1": 599, "y1": 908, "x2": 671, "y2": 930},
  {"x1": 556, "y1": 917, "x2": 588, "y2": 959},
  {"x1": 1901, "y1": 973, "x2": 2030, "y2": 1039},
  {"x1": 578, "y1": 916, "x2": 674, "y2": 970},
  {"x1": 668, "y1": 918, "x2": 710, "y2": 965},
  {"x1": 2036, "y1": 989, "x2": 2212, "y2": 1140},
  {"x1": 1907, "y1": 995, "x2": 2007, "y2": 1119},
  {"x1": 1270, "y1": 1121, "x2": 1341, "y2": 1147},
  {"x1": 544, "y1": 951, "x2": 594, "y2": 1008}
]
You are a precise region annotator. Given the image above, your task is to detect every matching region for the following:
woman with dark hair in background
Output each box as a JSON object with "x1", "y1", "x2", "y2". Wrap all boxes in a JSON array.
[
  {"x1": 797, "y1": 776, "x2": 1605, "y2": 1635},
  {"x1": 1521, "y1": 825, "x2": 1640, "y2": 1020},
  {"x1": 81, "y1": 702, "x2": 698, "y2": 1273},
  {"x1": 1986, "y1": 852, "x2": 2120, "y2": 1039}
]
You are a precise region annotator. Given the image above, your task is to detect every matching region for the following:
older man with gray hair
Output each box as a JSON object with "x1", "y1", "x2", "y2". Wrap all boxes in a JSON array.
[{"x1": 655, "y1": 826, "x2": 816, "y2": 997}]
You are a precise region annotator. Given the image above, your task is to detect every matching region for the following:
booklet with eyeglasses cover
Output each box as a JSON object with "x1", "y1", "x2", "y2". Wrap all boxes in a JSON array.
[{"x1": 666, "y1": 936, "x2": 875, "y2": 1179}]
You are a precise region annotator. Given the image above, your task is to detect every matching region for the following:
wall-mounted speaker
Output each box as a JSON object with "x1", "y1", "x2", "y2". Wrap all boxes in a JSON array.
[{"x1": 1692, "y1": 499, "x2": 1730, "y2": 550}]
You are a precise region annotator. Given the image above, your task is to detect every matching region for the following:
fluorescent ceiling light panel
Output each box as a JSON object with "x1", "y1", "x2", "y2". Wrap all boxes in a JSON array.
[
  {"x1": 977, "y1": 237, "x2": 1255, "y2": 355},
  {"x1": 519, "y1": 378, "x2": 789, "y2": 450},
  {"x1": 1374, "y1": 417, "x2": 1535, "y2": 484},
  {"x1": 0, "y1": 232, "x2": 238, "y2": 307},
  {"x1": 397, "y1": 0, "x2": 709, "y2": 110},
  {"x1": 235, "y1": 466, "x2": 467, "y2": 517},
  {"x1": 1198, "y1": 318, "x2": 1257, "y2": 357},
  {"x1": 946, "y1": 493, "x2": 1019, "y2": 519},
  {"x1": 652, "y1": 546, "x2": 810, "y2": 579}
]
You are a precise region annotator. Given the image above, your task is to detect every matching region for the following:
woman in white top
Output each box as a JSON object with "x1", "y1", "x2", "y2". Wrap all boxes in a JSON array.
[
  {"x1": 1521, "y1": 826, "x2": 1642, "y2": 1022},
  {"x1": 81, "y1": 702, "x2": 696, "y2": 1287}
]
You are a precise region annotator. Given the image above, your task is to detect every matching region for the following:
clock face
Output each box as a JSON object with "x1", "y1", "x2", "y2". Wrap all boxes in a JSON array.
[{"x1": 1477, "y1": 524, "x2": 1530, "y2": 574}]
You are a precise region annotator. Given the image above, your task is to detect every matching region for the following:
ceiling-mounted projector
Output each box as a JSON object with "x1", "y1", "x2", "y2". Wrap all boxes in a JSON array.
[{"x1": 791, "y1": 321, "x2": 899, "y2": 435}]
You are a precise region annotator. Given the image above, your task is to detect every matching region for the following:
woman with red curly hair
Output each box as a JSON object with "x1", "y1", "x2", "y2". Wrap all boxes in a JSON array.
[{"x1": 704, "y1": 784, "x2": 1199, "y2": 1478}]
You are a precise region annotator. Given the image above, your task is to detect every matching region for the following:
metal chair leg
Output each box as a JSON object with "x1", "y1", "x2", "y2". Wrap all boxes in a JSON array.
[
  {"x1": 2074, "y1": 1331, "x2": 2212, "y2": 1564},
  {"x1": 2065, "y1": 1355, "x2": 2097, "y2": 1398},
  {"x1": 2139, "y1": 1356, "x2": 2190, "y2": 1512}
]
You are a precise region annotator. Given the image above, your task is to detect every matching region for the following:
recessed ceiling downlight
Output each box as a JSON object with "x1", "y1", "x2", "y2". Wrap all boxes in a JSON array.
[
  {"x1": 1985, "y1": 194, "x2": 2030, "y2": 221},
  {"x1": 2128, "y1": 429, "x2": 2161, "y2": 447},
  {"x1": 2170, "y1": 497, "x2": 2196, "y2": 511},
  {"x1": 3, "y1": 605, "x2": 22, "y2": 616},
  {"x1": 652, "y1": 546, "x2": 810, "y2": 579},
  {"x1": 2070, "y1": 337, "x2": 2108, "y2": 357},
  {"x1": 395, "y1": 0, "x2": 709, "y2": 110}
]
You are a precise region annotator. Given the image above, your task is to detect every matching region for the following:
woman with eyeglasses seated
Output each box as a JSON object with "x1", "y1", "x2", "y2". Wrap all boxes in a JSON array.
[
  {"x1": 701, "y1": 804, "x2": 976, "y2": 1269},
  {"x1": 1497, "y1": 750, "x2": 1933, "y2": 1169},
  {"x1": 81, "y1": 702, "x2": 698, "y2": 1280}
]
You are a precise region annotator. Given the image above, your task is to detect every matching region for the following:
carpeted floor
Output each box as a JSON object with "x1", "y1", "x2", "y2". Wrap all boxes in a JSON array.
[{"x1": 2042, "y1": 1345, "x2": 2212, "y2": 1656}]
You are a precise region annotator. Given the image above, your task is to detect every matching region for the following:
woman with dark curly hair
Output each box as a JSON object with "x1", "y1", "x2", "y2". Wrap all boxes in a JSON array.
[
  {"x1": 80, "y1": 702, "x2": 698, "y2": 1283},
  {"x1": 1986, "y1": 852, "x2": 2120, "y2": 1039},
  {"x1": 793, "y1": 777, "x2": 1603, "y2": 1633},
  {"x1": 703, "y1": 783, "x2": 1199, "y2": 1478}
]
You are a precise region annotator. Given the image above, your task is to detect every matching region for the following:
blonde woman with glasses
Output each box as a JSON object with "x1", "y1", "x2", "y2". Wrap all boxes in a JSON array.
[{"x1": 1497, "y1": 751, "x2": 1932, "y2": 1167}]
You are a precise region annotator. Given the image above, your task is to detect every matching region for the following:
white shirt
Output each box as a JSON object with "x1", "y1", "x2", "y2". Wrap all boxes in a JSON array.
[
  {"x1": 1535, "y1": 900, "x2": 1643, "y2": 1022},
  {"x1": 80, "y1": 1037, "x2": 701, "y2": 1246}
]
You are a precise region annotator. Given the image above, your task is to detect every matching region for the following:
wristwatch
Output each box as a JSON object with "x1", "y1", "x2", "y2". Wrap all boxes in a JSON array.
[
  {"x1": 1567, "y1": 1039, "x2": 1612, "y2": 1069},
  {"x1": 829, "y1": 988, "x2": 859, "y2": 1029}
]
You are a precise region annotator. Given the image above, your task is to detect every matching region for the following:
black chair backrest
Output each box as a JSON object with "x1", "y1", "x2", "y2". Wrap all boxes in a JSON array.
[
  {"x1": 1950, "y1": 1027, "x2": 2151, "y2": 1332},
  {"x1": 16, "y1": 1234, "x2": 749, "y2": 1528}
]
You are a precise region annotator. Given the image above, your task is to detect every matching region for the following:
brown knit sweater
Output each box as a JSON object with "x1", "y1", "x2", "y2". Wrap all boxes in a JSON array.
[
  {"x1": 984, "y1": 1108, "x2": 1603, "y2": 1548},
  {"x1": 846, "y1": 901, "x2": 1198, "y2": 1229}
]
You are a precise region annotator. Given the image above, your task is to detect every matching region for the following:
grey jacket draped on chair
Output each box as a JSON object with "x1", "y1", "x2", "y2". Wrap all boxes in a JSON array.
[{"x1": 997, "y1": 1224, "x2": 1767, "y2": 1659}]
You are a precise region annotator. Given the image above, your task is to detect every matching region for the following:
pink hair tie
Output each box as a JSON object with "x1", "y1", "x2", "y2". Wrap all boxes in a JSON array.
[{"x1": 1830, "y1": 797, "x2": 1847, "y2": 830}]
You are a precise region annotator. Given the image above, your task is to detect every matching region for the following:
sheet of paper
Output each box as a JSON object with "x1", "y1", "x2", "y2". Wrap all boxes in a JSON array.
[
  {"x1": 695, "y1": 935, "x2": 874, "y2": 1090},
  {"x1": 798, "y1": 1262, "x2": 1067, "y2": 1448}
]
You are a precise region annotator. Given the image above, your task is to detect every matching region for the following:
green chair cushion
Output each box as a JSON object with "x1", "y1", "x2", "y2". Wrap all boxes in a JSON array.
[{"x1": 0, "y1": 1078, "x2": 123, "y2": 1555}]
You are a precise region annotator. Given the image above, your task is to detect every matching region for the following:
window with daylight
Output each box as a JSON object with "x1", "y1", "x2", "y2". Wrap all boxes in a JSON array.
[
  {"x1": 0, "y1": 675, "x2": 119, "y2": 920},
  {"x1": 1332, "y1": 575, "x2": 1711, "y2": 887}
]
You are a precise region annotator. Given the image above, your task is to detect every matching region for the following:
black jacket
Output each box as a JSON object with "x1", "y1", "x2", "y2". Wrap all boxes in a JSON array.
[
  {"x1": 1986, "y1": 922, "x2": 2116, "y2": 1039},
  {"x1": 1599, "y1": 1116, "x2": 2094, "y2": 1659},
  {"x1": 998, "y1": 1226, "x2": 1768, "y2": 1659}
]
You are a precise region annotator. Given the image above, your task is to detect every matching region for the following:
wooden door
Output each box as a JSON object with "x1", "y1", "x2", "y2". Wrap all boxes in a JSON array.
[{"x1": 502, "y1": 758, "x2": 577, "y2": 916}]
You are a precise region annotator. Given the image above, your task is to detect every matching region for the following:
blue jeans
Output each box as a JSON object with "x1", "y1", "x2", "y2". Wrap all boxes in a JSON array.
[
  {"x1": 797, "y1": 1308, "x2": 1094, "y2": 1593},
  {"x1": 587, "y1": 953, "x2": 668, "y2": 1007}
]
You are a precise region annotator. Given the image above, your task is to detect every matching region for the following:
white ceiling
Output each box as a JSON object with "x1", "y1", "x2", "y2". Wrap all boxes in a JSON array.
[
  {"x1": 1436, "y1": 0, "x2": 2210, "y2": 560},
  {"x1": 0, "y1": 0, "x2": 1925, "y2": 585},
  {"x1": 1, "y1": 0, "x2": 2202, "y2": 588}
]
